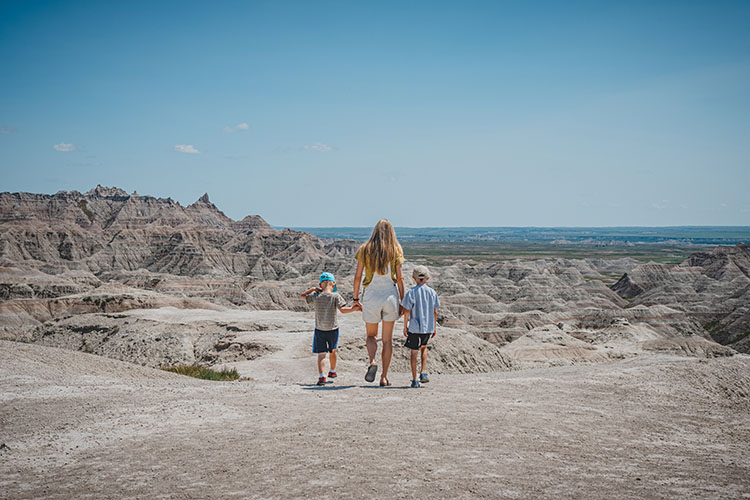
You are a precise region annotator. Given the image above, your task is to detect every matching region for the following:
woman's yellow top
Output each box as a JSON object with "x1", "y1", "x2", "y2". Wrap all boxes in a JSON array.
[{"x1": 355, "y1": 246, "x2": 405, "y2": 287}]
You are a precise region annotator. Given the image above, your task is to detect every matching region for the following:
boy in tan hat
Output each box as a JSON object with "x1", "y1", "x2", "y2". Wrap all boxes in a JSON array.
[{"x1": 401, "y1": 265, "x2": 440, "y2": 388}]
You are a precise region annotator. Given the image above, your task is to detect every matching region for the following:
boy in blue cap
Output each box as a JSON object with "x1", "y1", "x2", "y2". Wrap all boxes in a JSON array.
[
  {"x1": 301, "y1": 272, "x2": 360, "y2": 386},
  {"x1": 401, "y1": 265, "x2": 440, "y2": 388}
]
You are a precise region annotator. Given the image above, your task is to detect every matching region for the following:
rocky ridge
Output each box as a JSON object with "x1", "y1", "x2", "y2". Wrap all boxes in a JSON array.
[{"x1": 0, "y1": 185, "x2": 356, "y2": 277}]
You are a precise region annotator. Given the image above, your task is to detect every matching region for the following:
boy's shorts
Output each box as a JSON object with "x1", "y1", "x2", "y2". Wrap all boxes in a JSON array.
[
  {"x1": 313, "y1": 328, "x2": 339, "y2": 353},
  {"x1": 404, "y1": 333, "x2": 431, "y2": 350}
]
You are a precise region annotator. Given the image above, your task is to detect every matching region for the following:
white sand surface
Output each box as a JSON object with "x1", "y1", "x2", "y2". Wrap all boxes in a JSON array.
[{"x1": 2, "y1": 337, "x2": 749, "y2": 499}]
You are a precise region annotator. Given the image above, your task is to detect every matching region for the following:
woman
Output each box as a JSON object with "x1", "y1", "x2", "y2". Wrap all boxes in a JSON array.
[{"x1": 352, "y1": 219, "x2": 405, "y2": 386}]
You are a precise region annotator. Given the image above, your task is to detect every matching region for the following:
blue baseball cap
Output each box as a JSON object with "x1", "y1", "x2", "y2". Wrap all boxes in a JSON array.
[{"x1": 319, "y1": 272, "x2": 337, "y2": 292}]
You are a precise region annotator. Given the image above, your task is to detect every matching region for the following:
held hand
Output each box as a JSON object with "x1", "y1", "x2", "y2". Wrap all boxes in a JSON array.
[
  {"x1": 403, "y1": 326, "x2": 408, "y2": 337},
  {"x1": 431, "y1": 331, "x2": 436, "y2": 338}
]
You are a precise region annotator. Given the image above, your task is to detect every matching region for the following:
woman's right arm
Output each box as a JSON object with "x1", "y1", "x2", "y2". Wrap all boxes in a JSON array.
[{"x1": 353, "y1": 260, "x2": 364, "y2": 304}]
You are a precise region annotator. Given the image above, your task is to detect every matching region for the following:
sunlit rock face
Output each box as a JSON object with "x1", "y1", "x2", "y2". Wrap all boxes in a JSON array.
[{"x1": 0, "y1": 186, "x2": 357, "y2": 277}]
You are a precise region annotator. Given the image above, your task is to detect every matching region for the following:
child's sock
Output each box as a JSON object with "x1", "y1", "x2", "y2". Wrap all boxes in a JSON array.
[
  {"x1": 329, "y1": 369, "x2": 336, "y2": 374},
  {"x1": 319, "y1": 373, "x2": 325, "y2": 378}
]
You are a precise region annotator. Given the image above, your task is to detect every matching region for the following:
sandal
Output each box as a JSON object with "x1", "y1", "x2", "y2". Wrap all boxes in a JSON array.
[
  {"x1": 379, "y1": 378, "x2": 392, "y2": 387},
  {"x1": 365, "y1": 364, "x2": 378, "y2": 383}
]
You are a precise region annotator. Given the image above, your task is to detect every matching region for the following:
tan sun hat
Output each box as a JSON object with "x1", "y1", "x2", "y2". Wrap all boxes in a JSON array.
[{"x1": 412, "y1": 265, "x2": 430, "y2": 279}]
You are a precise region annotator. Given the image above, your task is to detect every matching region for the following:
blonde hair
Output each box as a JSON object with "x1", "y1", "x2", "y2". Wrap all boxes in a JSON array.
[{"x1": 360, "y1": 219, "x2": 402, "y2": 275}]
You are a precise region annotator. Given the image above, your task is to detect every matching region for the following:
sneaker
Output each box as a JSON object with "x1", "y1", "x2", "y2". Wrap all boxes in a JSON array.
[
  {"x1": 419, "y1": 373, "x2": 430, "y2": 383},
  {"x1": 327, "y1": 371, "x2": 337, "y2": 379},
  {"x1": 410, "y1": 380, "x2": 421, "y2": 388},
  {"x1": 316, "y1": 377, "x2": 326, "y2": 386}
]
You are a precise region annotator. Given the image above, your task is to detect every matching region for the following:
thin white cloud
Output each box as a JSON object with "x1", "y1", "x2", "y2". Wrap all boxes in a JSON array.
[
  {"x1": 651, "y1": 200, "x2": 669, "y2": 210},
  {"x1": 223, "y1": 122, "x2": 250, "y2": 132},
  {"x1": 53, "y1": 142, "x2": 75, "y2": 152},
  {"x1": 0, "y1": 126, "x2": 16, "y2": 134},
  {"x1": 174, "y1": 144, "x2": 200, "y2": 154},
  {"x1": 303, "y1": 142, "x2": 334, "y2": 152}
]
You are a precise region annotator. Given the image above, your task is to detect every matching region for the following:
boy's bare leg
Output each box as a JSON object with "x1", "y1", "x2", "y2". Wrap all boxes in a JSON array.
[
  {"x1": 365, "y1": 323, "x2": 379, "y2": 366},
  {"x1": 380, "y1": 320, "x2": 395, "y2": 382},
  {"x1": 410, "y1": 350, "x2": 418, "y2": 381},
  {"x1": 420, "y1": 345, "x2": 428, "y2": 374},
  {"x1": 317, "y1": 353, "x2": 327, "y2": 375},
  {"x1": 330, "y1": 349, "x2": 337, "y2": 372}
]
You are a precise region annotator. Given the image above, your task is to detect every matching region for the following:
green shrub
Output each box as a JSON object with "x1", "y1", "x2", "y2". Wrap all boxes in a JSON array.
[{"x1": 163, "y1": 364, "x2": 241, "y2": 381}]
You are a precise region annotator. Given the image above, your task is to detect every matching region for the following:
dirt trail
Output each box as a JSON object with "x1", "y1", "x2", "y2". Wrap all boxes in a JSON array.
[
  {"x1": 210, "y1": 311, "x2": 372, "y2": 384},
  {"x1": 2, "y1": 339, "x2": 749, "y2": 499}
]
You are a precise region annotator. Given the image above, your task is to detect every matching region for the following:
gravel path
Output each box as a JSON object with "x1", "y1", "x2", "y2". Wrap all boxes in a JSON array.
[{"x1": 1, "y1": 340, "x2": 749, "y2": 499}]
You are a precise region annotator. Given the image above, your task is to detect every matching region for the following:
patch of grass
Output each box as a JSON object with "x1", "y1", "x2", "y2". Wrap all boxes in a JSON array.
[
  {"x1": 77, "y1": 199, "x2": 95, "y2": 223},
  {"x1": 583, "y1": 274, "x2": 622, "y2": 285},
  {"x1": 163, "y1": 364, "x2": 241, "y2": 381},
  {"x1": 703, "y1": 319, "x2": 721, "y2": 333}
]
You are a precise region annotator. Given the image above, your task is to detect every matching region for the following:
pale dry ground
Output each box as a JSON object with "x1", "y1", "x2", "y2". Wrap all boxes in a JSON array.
[{"x1": 1, "y1": 309, "x2": 750, "y2": 500}]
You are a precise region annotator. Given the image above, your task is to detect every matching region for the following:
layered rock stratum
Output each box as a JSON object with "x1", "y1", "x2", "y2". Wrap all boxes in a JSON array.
[
  {"x1": 1, "y1": 186, "x2": 748, "y2": 374},
  {"x1": 0, "y1": 185, "x2": 355, "y2": 277}
]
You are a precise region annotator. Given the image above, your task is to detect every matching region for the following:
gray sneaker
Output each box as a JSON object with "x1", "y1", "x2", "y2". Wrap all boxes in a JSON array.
[{"x1": 419, "y1": 373, "x2": 430, "y2": 383}]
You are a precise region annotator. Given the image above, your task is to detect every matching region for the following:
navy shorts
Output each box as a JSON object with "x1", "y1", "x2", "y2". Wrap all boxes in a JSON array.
[
  {"x1": 404, "y1": 333, "x2": 431, "y2": 350},
  {"x1": 313, "y1": 328, "x2": 339, "y2": 353}
]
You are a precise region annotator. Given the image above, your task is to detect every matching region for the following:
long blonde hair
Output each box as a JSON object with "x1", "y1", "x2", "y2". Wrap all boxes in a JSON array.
[{"x1": 360, "y1": 219, "x2": 402, "y2": 275}]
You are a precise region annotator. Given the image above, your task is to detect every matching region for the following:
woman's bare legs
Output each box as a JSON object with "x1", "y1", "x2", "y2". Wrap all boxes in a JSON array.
[
  {"x1": 365, "y1": 322, "x2": 379, "y2": 366},
  {"x1": 380, "y1": 320, "x2": 395, "y2": 383}
]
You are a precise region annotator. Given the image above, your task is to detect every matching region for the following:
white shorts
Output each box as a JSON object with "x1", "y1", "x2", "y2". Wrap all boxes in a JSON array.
[{"x1": 361, "y1": 285, "x2": 400, "y2": 323}]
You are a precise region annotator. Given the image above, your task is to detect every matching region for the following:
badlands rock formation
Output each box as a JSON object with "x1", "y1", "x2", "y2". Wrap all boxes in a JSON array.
[
  {"x1": 0, "y1": 187, "x2": 747, "y2": 374},
  {"x1": 422, "y1": 247, "x2": 748, "y2": 357},
  {"x1": 611, "y1": 244, "x2": 750, "y2": 352},
  {"x1": 0, "y1": 185, "x2": 355, "y2": 277}
]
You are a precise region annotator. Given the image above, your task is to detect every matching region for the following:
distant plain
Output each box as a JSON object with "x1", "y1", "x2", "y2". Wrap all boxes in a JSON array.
[{"x1": 293, "y1": 226, "x2": 750, "y2": 265}]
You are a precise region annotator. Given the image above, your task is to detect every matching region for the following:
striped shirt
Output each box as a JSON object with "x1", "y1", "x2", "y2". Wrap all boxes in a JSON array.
[{"x1": 306, "y1": 292, "x2": 346, "y2": 331}]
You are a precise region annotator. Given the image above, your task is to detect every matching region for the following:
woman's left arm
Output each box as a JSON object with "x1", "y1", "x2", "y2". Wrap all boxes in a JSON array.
[
  {"x1": 353, "y1": 260, "x2": 364, "y2": 303},
  {"x1": 395, "y1": 263, "x2": 405, "y2": 301}
]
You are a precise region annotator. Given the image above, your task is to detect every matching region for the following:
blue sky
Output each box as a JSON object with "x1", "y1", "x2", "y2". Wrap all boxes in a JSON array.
[{"x1": 1, "y1": 0, "x2": 749, "y2": 227}]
